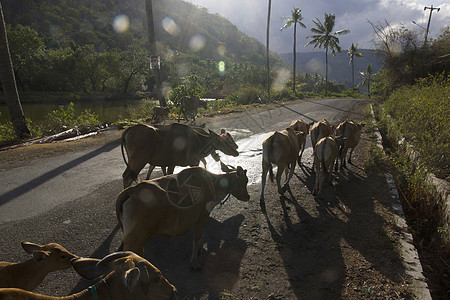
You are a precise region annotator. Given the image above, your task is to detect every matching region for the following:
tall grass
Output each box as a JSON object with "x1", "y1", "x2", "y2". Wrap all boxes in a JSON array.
[{"x1": 382, "y1": 73, "x2": 449, "y2": 179}]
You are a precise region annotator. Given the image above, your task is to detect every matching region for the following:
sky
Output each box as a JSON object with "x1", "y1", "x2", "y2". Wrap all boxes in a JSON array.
[{"x1": 185, "y1": 0, "x2": 449, "y2": 54}]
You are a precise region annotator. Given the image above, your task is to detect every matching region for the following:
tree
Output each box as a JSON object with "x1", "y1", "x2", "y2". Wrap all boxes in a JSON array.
[
  {"x1": 281, "y1": 8, "x2": 306, "y2": 93},
  {"x1": 306, "y1": 13, "x2": 349, "y2": 96},
  {"x1": 0, "y1": 3, "x2": 30, "y2": 138},
  {"x1": 358, "y1": 64, "x2": 373, "y2": 98},
  {"x1": 266, "y1": 0, "x2": 272, "y2": 102},
  {"x1": 347, "y1": 43, "x2": 363, "y2": 89},
  {"x1": 145, "y1": 0, "x2": 166, "y2": 106}
]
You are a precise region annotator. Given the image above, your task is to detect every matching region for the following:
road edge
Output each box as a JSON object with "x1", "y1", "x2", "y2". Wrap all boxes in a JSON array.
[{"x1": 369, "y1": 104, "x2": 432, "y2": 300}]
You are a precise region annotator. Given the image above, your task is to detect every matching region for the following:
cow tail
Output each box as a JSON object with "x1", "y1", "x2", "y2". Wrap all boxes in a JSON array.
[
  {"x1": 267, "y1": 138, "x2": 275, "y2": 182},
  {"x1": 121, "y1": 128, "x2": 138, "y2": 182},
  {"x1": 115, "y1": 187, "x2": 133, "y2": 231},
  {"x1": 321, "y1": 139, "x2": 328, "y2": 176}
]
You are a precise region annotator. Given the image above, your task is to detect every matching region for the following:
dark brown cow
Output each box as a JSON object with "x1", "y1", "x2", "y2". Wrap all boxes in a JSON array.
[
  {"x1": 116, "y1": 164, "x2": 250, "y2": 269},
  {"x1": 121, "y1": 123, "x2": 239, "y2": 188},
  {"x1": 178, "y1": 96, "x2": 208, "y2": 122}
]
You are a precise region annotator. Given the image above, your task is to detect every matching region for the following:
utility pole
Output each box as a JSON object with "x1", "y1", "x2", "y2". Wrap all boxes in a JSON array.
[
  {"x1": 266, "y1": 0, "x2": 272, "y2": 102},
  {"x1": 424, "y1": 5, "x2": 440, "y2": 45}
]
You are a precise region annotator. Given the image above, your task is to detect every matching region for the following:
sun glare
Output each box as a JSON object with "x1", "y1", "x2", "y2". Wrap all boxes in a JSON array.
[
  {"x1": 112, "y1": 14, "x2": 130, "y2": 33},
  {"x1": 162, "y1": 17, "x2": 180, "y2": 36},
  {"x1": 189, "y1": 34, "x2": 206, "y2": 52}
]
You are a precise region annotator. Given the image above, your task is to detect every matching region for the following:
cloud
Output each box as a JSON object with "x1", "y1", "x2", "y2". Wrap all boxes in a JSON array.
[{"x1": 187, "y1": 0, "x2": 449, "y2": 53}]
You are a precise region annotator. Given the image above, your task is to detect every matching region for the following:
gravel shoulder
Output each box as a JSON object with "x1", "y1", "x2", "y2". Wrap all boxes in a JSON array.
[{"x1": 0, "y1": 100, "x2": 431, "y2": 299}]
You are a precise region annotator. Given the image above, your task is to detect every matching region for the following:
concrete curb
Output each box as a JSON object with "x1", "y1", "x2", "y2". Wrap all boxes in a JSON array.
[{"x1": 369, "y1": 105, "x2": 432, "y2": 300}]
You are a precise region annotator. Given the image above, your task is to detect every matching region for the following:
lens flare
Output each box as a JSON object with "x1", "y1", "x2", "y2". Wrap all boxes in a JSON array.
[
  {"x1": 189, "y1": 34, "x2": 206, "y2": 52},
  {"x1": 162, "y1": 17, "x2": 180, "y2": 36},
  {"x1": 217, "y1": 44, "x2": 226, "y2": 56},
  {"x1": 218, "y1": 61, "x2": 226, "y2": 74},
  {"x1": 113, "y1": 14, "x2": 130, "y2": 33}
]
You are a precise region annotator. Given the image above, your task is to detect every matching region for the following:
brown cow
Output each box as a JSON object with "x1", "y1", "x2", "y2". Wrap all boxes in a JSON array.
[
  {"x1": 260, "y1": 127, "x2": 306, "y2": 204},
  {"x1": 310, "y1": 119, "x2": 335, "y2": 170},
  {"x1": 116, "y1": 164, "x2": 249, "y2": 270},
  {"x1": 0, "y1": 242, "x2": 77, "y2": 291},
  {"x1": 178, "y1": 96, "x2": 208, "y2": 122},
  {"x1": 335, "y1": 120, "x2": 365, "y2": 169},
  {"x1": 289, "y1": 119, "x2": 313, "y2": 165},
  {"x1": 121, "y1": 123, "x2": 239, "y2": 188},
  {"x1": 313, "y1": 136, "x2": 345, "y2": 197},
  {"x1": 0, "y1": 252, "x2": 177, "y2": 299}
]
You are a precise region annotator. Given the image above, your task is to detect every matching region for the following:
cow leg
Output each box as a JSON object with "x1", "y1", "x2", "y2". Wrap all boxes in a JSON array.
[
  {"x1": 146, "y1": 165, "x2": 156, "y2": 180},
  {"x1": 123, "y1": 234, "x2": 146, "y2": 257},
  {"x1": 348, "y1": 147, "x2": 355, "y2": 164},
  {"x1": 260, "y1": 161, "x2": 270, "y2": 210},
  {"x1": 276, "y1": 166, "x2": 285, "y2": 195},
  {"x1": 282, "y1": 162, "x2": 295, "y2": 193},
  {"x1": 190, "y1": 217, "x2": 208, "y2": 270},
  {"x1": 167, "y1": 165, "x2": 175, "y2": 174}
]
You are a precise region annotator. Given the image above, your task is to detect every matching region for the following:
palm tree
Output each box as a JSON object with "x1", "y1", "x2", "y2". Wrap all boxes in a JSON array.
[
  {"x1": 306, "y1": 13, "x2": 349, "y2": 96},
  {"x1": 281, "y1": 8, "x2": 306, "y2": 94},
  {"x1": 358, "y1": 64, "x2": 373, "y2": 98},
  {"x1": 0, "y1": 2, "x2": 30, "y2": 138},
  {"x1": 347, "y1": 43, "x2": 363, "y2": 89},
  {"x1": 266, "y1": 0, "x2": 272, "y2": 102},
  {"x1": 145, "y1": 0, "x2": 166, "y2": 107}
]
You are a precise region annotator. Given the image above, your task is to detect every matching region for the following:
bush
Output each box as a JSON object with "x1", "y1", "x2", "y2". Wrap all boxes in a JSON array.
[
  {"x1": 44, "y1": 102, "x2": 99, "y2": 134},
  {"x1": 231, "y1": 85, "x2": 266, "y2": 105},
  {"x1": 382, "y1": 73, "x2": 449, "y2": 179}
]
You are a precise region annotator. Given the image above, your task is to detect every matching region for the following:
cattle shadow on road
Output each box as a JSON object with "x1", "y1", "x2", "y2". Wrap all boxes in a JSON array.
[
  {"x1": 0, "y1": 140, "x2": 120, "y2": 207},
  {"x1": 139, "y1": 214, "x2": 246, "y2": 298}
]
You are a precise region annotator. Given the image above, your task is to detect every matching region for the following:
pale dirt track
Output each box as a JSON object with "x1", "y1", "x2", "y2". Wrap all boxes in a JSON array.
[{"x1": 0, "y1": 99, "x2": 427, "y2": 299}]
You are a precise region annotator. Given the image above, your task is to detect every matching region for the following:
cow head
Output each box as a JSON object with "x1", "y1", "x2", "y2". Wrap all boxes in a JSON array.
[
  {"x1": 210, "y1": 129, "x2": 239, "y2": 157},
  {"x1": 71, "y1": 251, "x2": 177, "y2": 299},
  {"x1": 221, "y1": 162, "x2": 250, "y2": 202}
]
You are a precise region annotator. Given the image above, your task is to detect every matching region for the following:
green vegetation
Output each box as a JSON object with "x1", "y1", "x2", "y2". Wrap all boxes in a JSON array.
[{"x1": 382, "y1": 73, "x2": 449, "y2": 179}]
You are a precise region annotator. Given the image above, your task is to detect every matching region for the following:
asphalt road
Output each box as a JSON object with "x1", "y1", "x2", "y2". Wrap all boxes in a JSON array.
[{"x1": 0, "y1": 98, "x2": 367, "y2": 224}]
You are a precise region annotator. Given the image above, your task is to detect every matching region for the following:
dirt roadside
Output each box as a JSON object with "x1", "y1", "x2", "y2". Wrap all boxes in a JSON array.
[{"x1": 0, "y1": 100, "x2": 433, "y2": 299}]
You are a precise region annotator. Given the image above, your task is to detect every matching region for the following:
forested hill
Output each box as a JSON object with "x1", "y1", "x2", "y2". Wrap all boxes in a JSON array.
[
  {"x1": 279, "y1": 50, "x2": 383, "y2": 86},
  {"x1": 2, "y1": 0, "x2": 282, "y2": 66}
]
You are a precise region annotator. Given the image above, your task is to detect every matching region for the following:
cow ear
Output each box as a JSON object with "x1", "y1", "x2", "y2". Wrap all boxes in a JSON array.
[
  {"x1": 125, "y1": 268, "x2": 141, "y2": 292},
  {"x1": 209, "y1": 129, "x2": 218, "y2": 137},
  {"x1": 21, "y1": 241, "x2": 42, "y2": 254},
  {"x1": 220, "y1": 162, "x2": 231, "y2": 173},
  {"x1": 71, "y1": 257, "x2": 104, "y2": 280}
]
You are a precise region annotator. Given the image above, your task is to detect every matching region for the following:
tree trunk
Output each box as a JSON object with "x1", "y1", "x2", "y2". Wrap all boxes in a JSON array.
[
  {"x1": 351, "y1": 59, "x2": 355, "y2": 88},
  {"x1": 0, "y1": 3, "x2": 30, "y2": 138},
  {"x1": 293, "y1": 22, "x2": 296, "y2": 94},
  {"x1": 325, "y1": 47, "x2": 328, "y2": 96},
  {"x1": 145, "y1": 0, "x2": 166, "y2": 107},
  {"x1": 266, "y1": 0, "x2": 272, "y2": 102}
]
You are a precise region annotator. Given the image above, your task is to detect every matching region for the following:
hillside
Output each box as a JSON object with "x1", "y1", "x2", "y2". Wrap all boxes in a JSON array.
[
  {"x1": 2, "y1": 0, "x2": 283, "y2": 66},
  {"x1": 279, "y1": 50, "x2": 383, "y2": 86}
]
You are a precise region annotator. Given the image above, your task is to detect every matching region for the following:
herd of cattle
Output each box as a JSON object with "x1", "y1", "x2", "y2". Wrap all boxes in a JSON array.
[{"x1": 0, "y1": 117, "x2": 364, "y2": 299}]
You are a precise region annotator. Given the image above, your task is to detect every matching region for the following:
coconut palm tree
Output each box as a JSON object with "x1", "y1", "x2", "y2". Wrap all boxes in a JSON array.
[
  {"x1": 145, "y1": 0, "x2": 166, "y2": 107},
  {"x1": 358, "y1": 64, "x2": 373, "y2": 98},
  {"x1": 347, "y1": 43, "x2": 363, "y2": 89},
  {"x1": 281, "y1": 8, "x2": 306, "y2": 94},
  {"x1": 266, "y1": 0, "x2": 272, "y2": 102},
  {"x1": 0, "y1": 2, "x2": 30, "y2": 138},
  {"x1": 306, "y1": 13, "x2": 349, "y2": 96}
]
